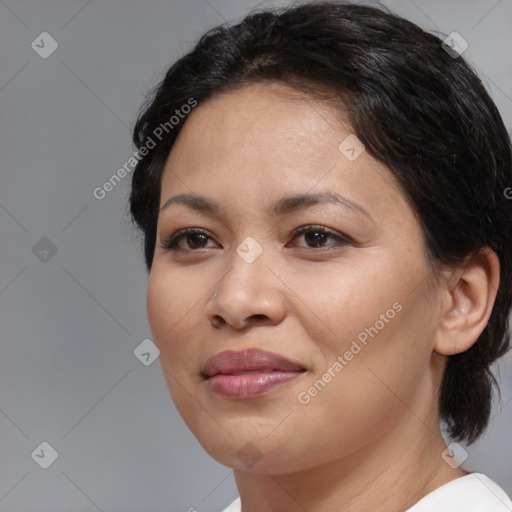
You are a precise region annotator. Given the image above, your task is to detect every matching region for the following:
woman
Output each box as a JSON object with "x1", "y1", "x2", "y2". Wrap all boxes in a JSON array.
[{"x1": 129, "y1": 2, "x2": 512, "y2": 510}]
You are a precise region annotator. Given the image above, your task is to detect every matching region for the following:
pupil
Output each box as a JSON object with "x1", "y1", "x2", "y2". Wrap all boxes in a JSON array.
[
  {"x1": 305, "y1": 231, "x2": 326, "y2": 247},
  {"x1": 188, "y1": 233, "x2": 207, "y2": 249}
]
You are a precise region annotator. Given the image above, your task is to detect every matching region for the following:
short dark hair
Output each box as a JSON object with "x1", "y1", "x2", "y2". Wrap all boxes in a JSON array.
[{"x1": 129, "y1": 1, "x2": 512, "y2": 444}]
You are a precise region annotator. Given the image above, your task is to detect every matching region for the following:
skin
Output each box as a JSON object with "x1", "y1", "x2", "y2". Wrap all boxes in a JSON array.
[{"x1": 146, "y1": 82, "x2": 500, "y2": 511}]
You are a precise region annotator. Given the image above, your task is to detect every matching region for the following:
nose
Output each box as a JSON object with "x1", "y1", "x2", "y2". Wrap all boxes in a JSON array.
[{"x1": 205, "y1": 247, "x2": 287, "y2": 330}]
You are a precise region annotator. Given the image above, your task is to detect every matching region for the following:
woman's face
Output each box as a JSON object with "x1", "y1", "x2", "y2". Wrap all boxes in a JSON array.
[{"x1": 147, "y1": 82, "x2": 447, "y2": 474}]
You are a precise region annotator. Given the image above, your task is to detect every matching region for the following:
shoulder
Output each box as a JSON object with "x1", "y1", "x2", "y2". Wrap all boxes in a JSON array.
[
  {"x1": 222, "y1": 473, "x2": 512, "y2": 512},
  {"x1": 406, "y1": 473, "x2": 512, "y2": 511},
  {"x1": 219, "y1": 496, "x2": 241, "y2": 512},
  {"x1": 218, "y1": 474, "x2": 512, "y2": 512}
]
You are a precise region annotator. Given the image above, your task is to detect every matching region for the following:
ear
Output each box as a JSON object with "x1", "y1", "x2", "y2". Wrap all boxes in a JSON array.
[{"x1": 434, "y1": 247, "x2": 500, "y2": 356}]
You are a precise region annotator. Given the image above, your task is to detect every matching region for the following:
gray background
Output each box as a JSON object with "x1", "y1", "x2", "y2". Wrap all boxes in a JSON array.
[{"x1": 1, "y1": 0, "x2": 511, "y2": 510}]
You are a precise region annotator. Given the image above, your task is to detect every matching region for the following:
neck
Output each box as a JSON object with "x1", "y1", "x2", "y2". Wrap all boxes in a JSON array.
[{"x1": 233, "y1": 410, "x2": 467, "y2": 512}]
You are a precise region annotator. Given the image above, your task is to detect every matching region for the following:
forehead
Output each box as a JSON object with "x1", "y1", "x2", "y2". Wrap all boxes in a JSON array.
[
  {"x1": 165, "y1": 84, "x2": 342, "y2": 178},
  {"x1": 160, "y1": 82, "x2": 406, "y2": 221},
  {"x1": 173, "y1": 83, "x2": 347, "y2": 154}
]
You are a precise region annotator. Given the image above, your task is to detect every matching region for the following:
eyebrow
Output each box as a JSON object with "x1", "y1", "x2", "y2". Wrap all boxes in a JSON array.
[{"x1": 160, "y1": 191, "x2": 373, "y2": 220}]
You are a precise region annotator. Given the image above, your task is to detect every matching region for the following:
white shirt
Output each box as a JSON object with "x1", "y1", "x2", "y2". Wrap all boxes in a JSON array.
[{"x1": 220, "y1": 473, "x2": 512, "y2": 511}]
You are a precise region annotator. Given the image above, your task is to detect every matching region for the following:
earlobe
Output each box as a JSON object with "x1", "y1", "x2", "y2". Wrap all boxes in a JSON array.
[{"x1": 434, "y1": 247, "x2": 500, "y2": 356}]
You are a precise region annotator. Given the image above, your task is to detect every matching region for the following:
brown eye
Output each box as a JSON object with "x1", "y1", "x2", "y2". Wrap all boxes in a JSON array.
[
  {"x1": 303, "y1": 230, "x2": 329, "y2": 247},
  {"x1": 184, "y1": 233, "x2": 209, "y2": 249},
  {"x1": 290, "y1": 225, "x2": 351, "y2": 249},
  {"x1": 160, "y1": 228, "x2": 216, "y2": 251}
]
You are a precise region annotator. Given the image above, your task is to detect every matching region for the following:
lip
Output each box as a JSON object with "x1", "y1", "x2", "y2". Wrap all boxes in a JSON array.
[{"x1": 201, "y1": 348, "x2": 307, "y2": 400}]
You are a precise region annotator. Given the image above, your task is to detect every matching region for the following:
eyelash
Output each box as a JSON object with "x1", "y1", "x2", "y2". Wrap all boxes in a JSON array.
[{"x1": 159, "y1": 225, "x2": 352, "y2": 252}]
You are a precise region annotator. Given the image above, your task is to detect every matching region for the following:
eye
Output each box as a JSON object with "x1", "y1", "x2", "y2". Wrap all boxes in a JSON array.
[
  {"x1": 159, "y1": 228, "x2": 218, "y2": 251},
  {"x1": 159, "y1": 225, "x2": 351, "y2": 252},
  {"x1": 288, "y1": 225, "x2": 351, "y2": 249}
]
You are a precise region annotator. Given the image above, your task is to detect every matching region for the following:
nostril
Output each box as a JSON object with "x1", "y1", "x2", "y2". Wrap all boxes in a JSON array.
[{"x1": 211, "y1": 315, "x2": 226, "y2": 328}]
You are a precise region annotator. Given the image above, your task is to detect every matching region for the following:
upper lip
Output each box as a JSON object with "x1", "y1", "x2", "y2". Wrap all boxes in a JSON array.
[{"x1": 201, "y1": 348, "x2": 306, "y2": 378}]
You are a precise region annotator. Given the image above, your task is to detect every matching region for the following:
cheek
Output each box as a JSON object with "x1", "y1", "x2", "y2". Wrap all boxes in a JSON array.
[
  {"x1": 286, "y1": 262, "x2": 396, "y2": 351},
  {"x1": 146, "y1": 272, "x2": 171, "y2": 346},
  {"x1": 146, "y1": 268, "x2": 201, "y2": 362},
  {"x1": 292, "y1": 255, "x2": 436, "y2": 399},
  {"x1": 291, "y1": 309, "x2": 432, "y2": 462},
  {"x1": 146, "y1": 268, "x2": 206, "y2": 419},
  {"x1": 305, "y1": 251, "x2": 428, "y2": 341}
]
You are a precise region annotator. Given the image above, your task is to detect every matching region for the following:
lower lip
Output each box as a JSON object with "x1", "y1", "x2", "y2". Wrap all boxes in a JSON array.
[{"x1": 206, "y1": 371, "x2": 305, "y2": 399}]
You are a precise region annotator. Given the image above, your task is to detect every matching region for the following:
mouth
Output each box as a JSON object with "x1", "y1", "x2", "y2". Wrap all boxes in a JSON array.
[
  {"x1": 201, "y1": 348, "x2": 306, "y2": 378},
  {"x1": 200, "y1": 348, "x2": 307, "y2": 399}
]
